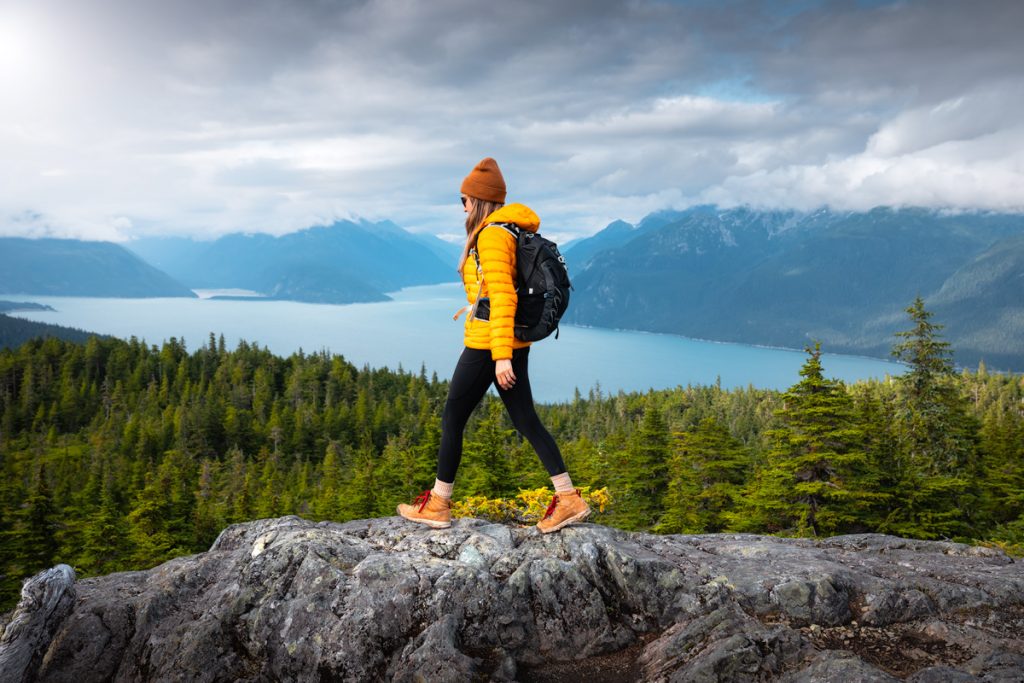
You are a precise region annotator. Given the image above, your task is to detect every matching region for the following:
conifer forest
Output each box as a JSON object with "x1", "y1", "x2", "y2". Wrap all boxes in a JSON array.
[{"x1": 1, "y1": 297, "x2": 1022, "y2": 612}]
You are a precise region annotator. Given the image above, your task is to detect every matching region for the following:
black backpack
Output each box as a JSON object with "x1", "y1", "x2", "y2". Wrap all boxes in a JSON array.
[{"x1": 471, "y1": 222, "x2": 573, "y2": 341}]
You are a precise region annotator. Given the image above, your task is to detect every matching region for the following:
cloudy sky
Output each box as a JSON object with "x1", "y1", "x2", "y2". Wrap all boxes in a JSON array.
[{"x1": 1, "y1": 0, "x2": 1022, "y2": 244}]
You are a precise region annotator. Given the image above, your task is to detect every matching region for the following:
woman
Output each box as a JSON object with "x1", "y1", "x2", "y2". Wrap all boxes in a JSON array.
[{"x1": 397, "y1": 157, "x2": 591, "y2": 533}]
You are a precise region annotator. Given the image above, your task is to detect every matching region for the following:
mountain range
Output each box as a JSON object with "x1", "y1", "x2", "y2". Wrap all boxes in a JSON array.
[
  {"x1": 0, "y1": 238, "x2": 196, "y2": 298},
  {"x1": 561, "y1": 206, "x2": 1024, "y2": 370},
  {"x1": 0, "y1": 219, "x2": 462, "y2": 305},
  {"x1": 4, "y1": 207, "x2": 1021, "y2": 370},
  {"x1": 126, "y1": 219, "x2": 461, "y2": 303}
]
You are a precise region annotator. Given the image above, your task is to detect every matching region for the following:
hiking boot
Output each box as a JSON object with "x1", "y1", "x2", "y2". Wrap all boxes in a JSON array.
[
  {"x1": 537, "y1": 488, "x2": 591, "y2": 533},
  {"x1": 397, "y1": 489, "x2": 452, "y2": 529}
]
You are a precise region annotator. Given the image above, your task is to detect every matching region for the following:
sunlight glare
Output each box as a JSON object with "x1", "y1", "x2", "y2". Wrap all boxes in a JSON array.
[{"x1": 0, "y1": 9, "x2": 49, "y2": 90}]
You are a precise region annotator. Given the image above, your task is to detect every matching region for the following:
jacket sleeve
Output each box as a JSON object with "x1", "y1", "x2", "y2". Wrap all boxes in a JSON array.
[{"x1": 477, "y1": 225, "x2": 517, "y2": 361}]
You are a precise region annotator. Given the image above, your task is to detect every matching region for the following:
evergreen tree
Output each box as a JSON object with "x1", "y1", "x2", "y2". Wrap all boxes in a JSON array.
[
  {"x1": 254, "y1": 448, "x2": 285, "y2": 519},
  {"x1": 614, "y1": 403, "x2": 670, "y2": 531},
  {"x1": 978, "y1": 402, "x2": 1024, "y2": 527},
  {"x1": 193, "y1": 458, "x2": 224, "y2": 549},
  {"x1": 560, "y1": 434, "x2": 605, "y2": 491},
  {"x1": 312, "y1": 442, "x2": 345, "y2": 520},
  {"x1": 890, "y1": 297, "x2": 978, "y2": 473},
  {"x1": 507, "y1": 435, "x2": 554, "y2": 493},
  {"x1": 222, "y1": 446, "x2": 252, "y2": 524},
  {"x1": 373, "y1": 433, "x2": 424, "y2": 517},
  {"x1": 77, "y1": 477, "x2": 128, "y2": 576},
  {"x1": 460, "y1": 399, "x2": 516, "y2": 498},
  {"x1": 338, "y1": 444, "x2": 377, "y2": 521},
  {"x1": 730, "y1": 343, "x2": 882, "y2": 536},
  {"x1": 657, "y1": 417, "x2": 750, "y2": 534},
  {"x1": 883, "y1": 297, "x2": 980, "y2": 539},
  {"x1": 125, "y1": 449, "x2": 195, "y2": 567},
  {"x1": 409, "y1": 407, "x2": 442, "y2": 494},
  {"x1": 9, "y1": 460, "x2": 60, "y2": 575}
]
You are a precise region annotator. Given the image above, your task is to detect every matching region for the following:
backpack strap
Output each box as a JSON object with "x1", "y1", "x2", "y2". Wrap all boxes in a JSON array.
[
  {"x1": 452, "y1": 277, "x2": 485, "y2": 321},
  {"x1": 468, "y1": 221, "x2": 519, "y2": 247},
  {"x1": 454, "y1": 223, "x2": 517, "y2": 321}
]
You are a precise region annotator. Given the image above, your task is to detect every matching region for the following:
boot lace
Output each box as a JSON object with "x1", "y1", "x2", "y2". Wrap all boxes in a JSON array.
[
  {"x1": 413, "y1": 489, "x2": 432, "y2": 512},
  {"x1": 542, "y1": 494, "x2": 559, "y2": 520}
]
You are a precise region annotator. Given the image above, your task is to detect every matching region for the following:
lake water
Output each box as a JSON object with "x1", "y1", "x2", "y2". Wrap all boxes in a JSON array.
[{"x1": 8, "y1": 283, "x2": 903, "y2": 403}]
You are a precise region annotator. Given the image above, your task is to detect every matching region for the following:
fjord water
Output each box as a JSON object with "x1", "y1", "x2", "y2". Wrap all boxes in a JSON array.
[{"x1": 9, "y1": 283, "x2": 903, "y2": 403}]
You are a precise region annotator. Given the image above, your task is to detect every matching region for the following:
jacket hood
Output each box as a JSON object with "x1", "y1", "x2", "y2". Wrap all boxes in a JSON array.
[
  {"x1": 458, "y1": 202, "x2": 541, "y2": 275},
  {"x1": 469, "y1": 203, "x2": 540, "y2": 243}
]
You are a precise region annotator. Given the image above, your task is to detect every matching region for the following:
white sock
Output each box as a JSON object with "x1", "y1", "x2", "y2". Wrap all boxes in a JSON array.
[
  {"x1": 551, "y1": 472, "x2": 575, "y2": 493},
  {"x1": 432, "y1": 478, "x2": 453, "y2": 499}
]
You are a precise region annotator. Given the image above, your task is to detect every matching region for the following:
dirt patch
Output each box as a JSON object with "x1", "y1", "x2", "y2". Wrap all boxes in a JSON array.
[
  {"x1": 804, "y1": 621, "x2": 974, "y2": 678},
  {"x1": 516, "y1": 631, "x2": 661, "y2": 683}
]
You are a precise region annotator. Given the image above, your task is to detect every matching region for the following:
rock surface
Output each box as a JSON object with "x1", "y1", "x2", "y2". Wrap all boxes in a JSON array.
[
  {"x1": 2, "y1": 516, "x2": 1023, "y2": 682},
  {"x1": 0, "y1": 565, "x2": 75, "y2": 683}
]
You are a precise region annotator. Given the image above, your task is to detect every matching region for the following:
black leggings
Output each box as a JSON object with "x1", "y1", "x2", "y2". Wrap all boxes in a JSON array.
[{"x1": 437, "y1": 346, "x2": 567, "y2": 482}]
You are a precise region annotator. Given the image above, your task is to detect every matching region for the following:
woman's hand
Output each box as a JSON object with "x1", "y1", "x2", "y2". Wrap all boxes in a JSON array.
[{"x1": 495, "y1": 358, "x2": 516, "y2": 390}]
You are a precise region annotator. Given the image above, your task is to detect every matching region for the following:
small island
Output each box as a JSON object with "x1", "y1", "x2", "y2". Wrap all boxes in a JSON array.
[{"x1": 0, "y1": 300, "x2": 56, "y2": 313}]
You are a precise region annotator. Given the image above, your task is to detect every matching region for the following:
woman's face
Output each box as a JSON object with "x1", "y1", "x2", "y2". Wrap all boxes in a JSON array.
[{"x1": 462, "y1": 195, "x2": 473, "y2": 214}]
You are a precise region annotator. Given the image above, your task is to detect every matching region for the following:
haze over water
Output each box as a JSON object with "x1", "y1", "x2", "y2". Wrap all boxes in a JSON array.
[{"x1": 8, "y1": 283, "x2": 904, "y2": 403}]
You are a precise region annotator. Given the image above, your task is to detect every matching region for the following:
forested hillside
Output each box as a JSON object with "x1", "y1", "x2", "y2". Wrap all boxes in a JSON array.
[
  {"x1": 2, "y1": 303, "x2": 1022, "y2": 613},
  {"x1": 0, "y1": 314, "x2": 103, "y2": 349}
]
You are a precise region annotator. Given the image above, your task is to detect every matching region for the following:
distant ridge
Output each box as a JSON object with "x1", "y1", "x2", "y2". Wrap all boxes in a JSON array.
[
  {"x1": 127, "y1": 218, "x2": 458, "y2": 304},
  {"x1": 561, "y1": 219, "x2": 638, "y2": 269},
  {"x1": 0, "y1": 238, "x2": 196, "y2": 298},
  {"x1": 929, "y1": 234, "x2": 1024, "y2": 370},
  {"x1": 563, "y1": 206, "x2": 1024, "y2": 370},
  {"x1": 0, "y1": 314, "x2": 104, "y2": 349},
  {"x1": 0, "y1": 300, "x2": 55, "y2": 313}
]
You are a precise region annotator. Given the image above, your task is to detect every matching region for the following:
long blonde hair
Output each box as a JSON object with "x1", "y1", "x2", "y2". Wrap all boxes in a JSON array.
[{"x1": 457, "y1": 197, "x2": 505, "y2": 273}]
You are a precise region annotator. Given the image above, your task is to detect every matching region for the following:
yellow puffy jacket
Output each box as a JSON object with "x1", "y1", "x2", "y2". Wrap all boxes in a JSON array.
[{"x1": 460, "y1": 203, "x2": 539, "y2": 361}]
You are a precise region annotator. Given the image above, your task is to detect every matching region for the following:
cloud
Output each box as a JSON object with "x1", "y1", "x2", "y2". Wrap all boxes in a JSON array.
[
  {"x1": 0, "y1": 0, "x2": 1022, "y2": 242},
  {"x1": 866, "y1": 86, "x2": 1023, "y2": 157},
  {"x1": 699, "y1": 85, "x2": 1024, "y2": 213}
]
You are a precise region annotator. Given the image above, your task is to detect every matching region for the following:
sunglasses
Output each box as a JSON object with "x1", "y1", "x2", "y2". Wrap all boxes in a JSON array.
[{"x1": 461, "y1": 196, "x2": 469, "y2": 207}]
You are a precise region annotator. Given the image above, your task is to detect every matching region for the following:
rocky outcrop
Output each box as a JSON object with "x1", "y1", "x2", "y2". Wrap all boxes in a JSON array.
[
  {"x1": 0, "y1": 565, "x2": 75, "y2": 683},
  {"x1": 2, "y1": 516, "x2": 1023, "y2": 682}
]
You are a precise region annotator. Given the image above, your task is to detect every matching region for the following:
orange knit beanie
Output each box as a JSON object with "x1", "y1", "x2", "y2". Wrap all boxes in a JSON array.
[{"x1": 460, "y1": 157, "x2": 507, "y2": 204}]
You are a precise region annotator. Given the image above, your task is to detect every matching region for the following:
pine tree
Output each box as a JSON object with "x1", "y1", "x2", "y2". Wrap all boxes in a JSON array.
[
  {"x1": 507, "y1": 435, "x2": 554, "y2": 493},
  {"x1": 460, "y1": 399, "x2": 516, "y2": 498},
  {"x1": 312, "y1": 441, "x2": 345, "y2": 520},
  {"x1": 614, "y1": 403, "x2": 670, "y2": 531},
  {"x1": 125, "y1": 450, "x2": 195, "y2": 567},
  {"x1": 890, "y1": 297, "x2": 979, "y2": 472},
  {"x1": 560, "y1": 434, "x2": 605, "y2": 490},
  {"x1": 730, "y1": 343, "x2": 882, "y2": 536},
  {"x1": 254, "y1": 447, "x2": 285, "y2": 519},
  {"x1": 338, "y1": 444, "x2": 377, "y2": 521},
  {"x1": 657, "y1": 417, "x2": 750, "y2": 534},
  {"x1": 9, "y1": 460, "x2": 60, "y2": 574},
  {"x1": 979, "y1": 402, "x2": 1024, "y2": 527},
  {"x1": 412, "y1": 409, "x2": 442, "y2": 491},
  {"x1": 223, "y1": 446, "x2": 252, "y2": 524},
  {"x1": 884, "y1": 297, "x2": 980, "y2": 539},
  {"x1": 192, "y1": 458, "x2": 224, "y2": 549},
  {"x1": 373, "y1": 433, "x2": 424, "y2": 517},
  {"x1": 77, "y1": 477, "x2": 128, "y2": 576}
]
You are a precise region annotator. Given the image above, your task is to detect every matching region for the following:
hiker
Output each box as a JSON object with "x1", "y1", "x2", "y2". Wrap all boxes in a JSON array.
[{"x1": 398, "y1": 157, "x2": 591, "y2": 533}]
